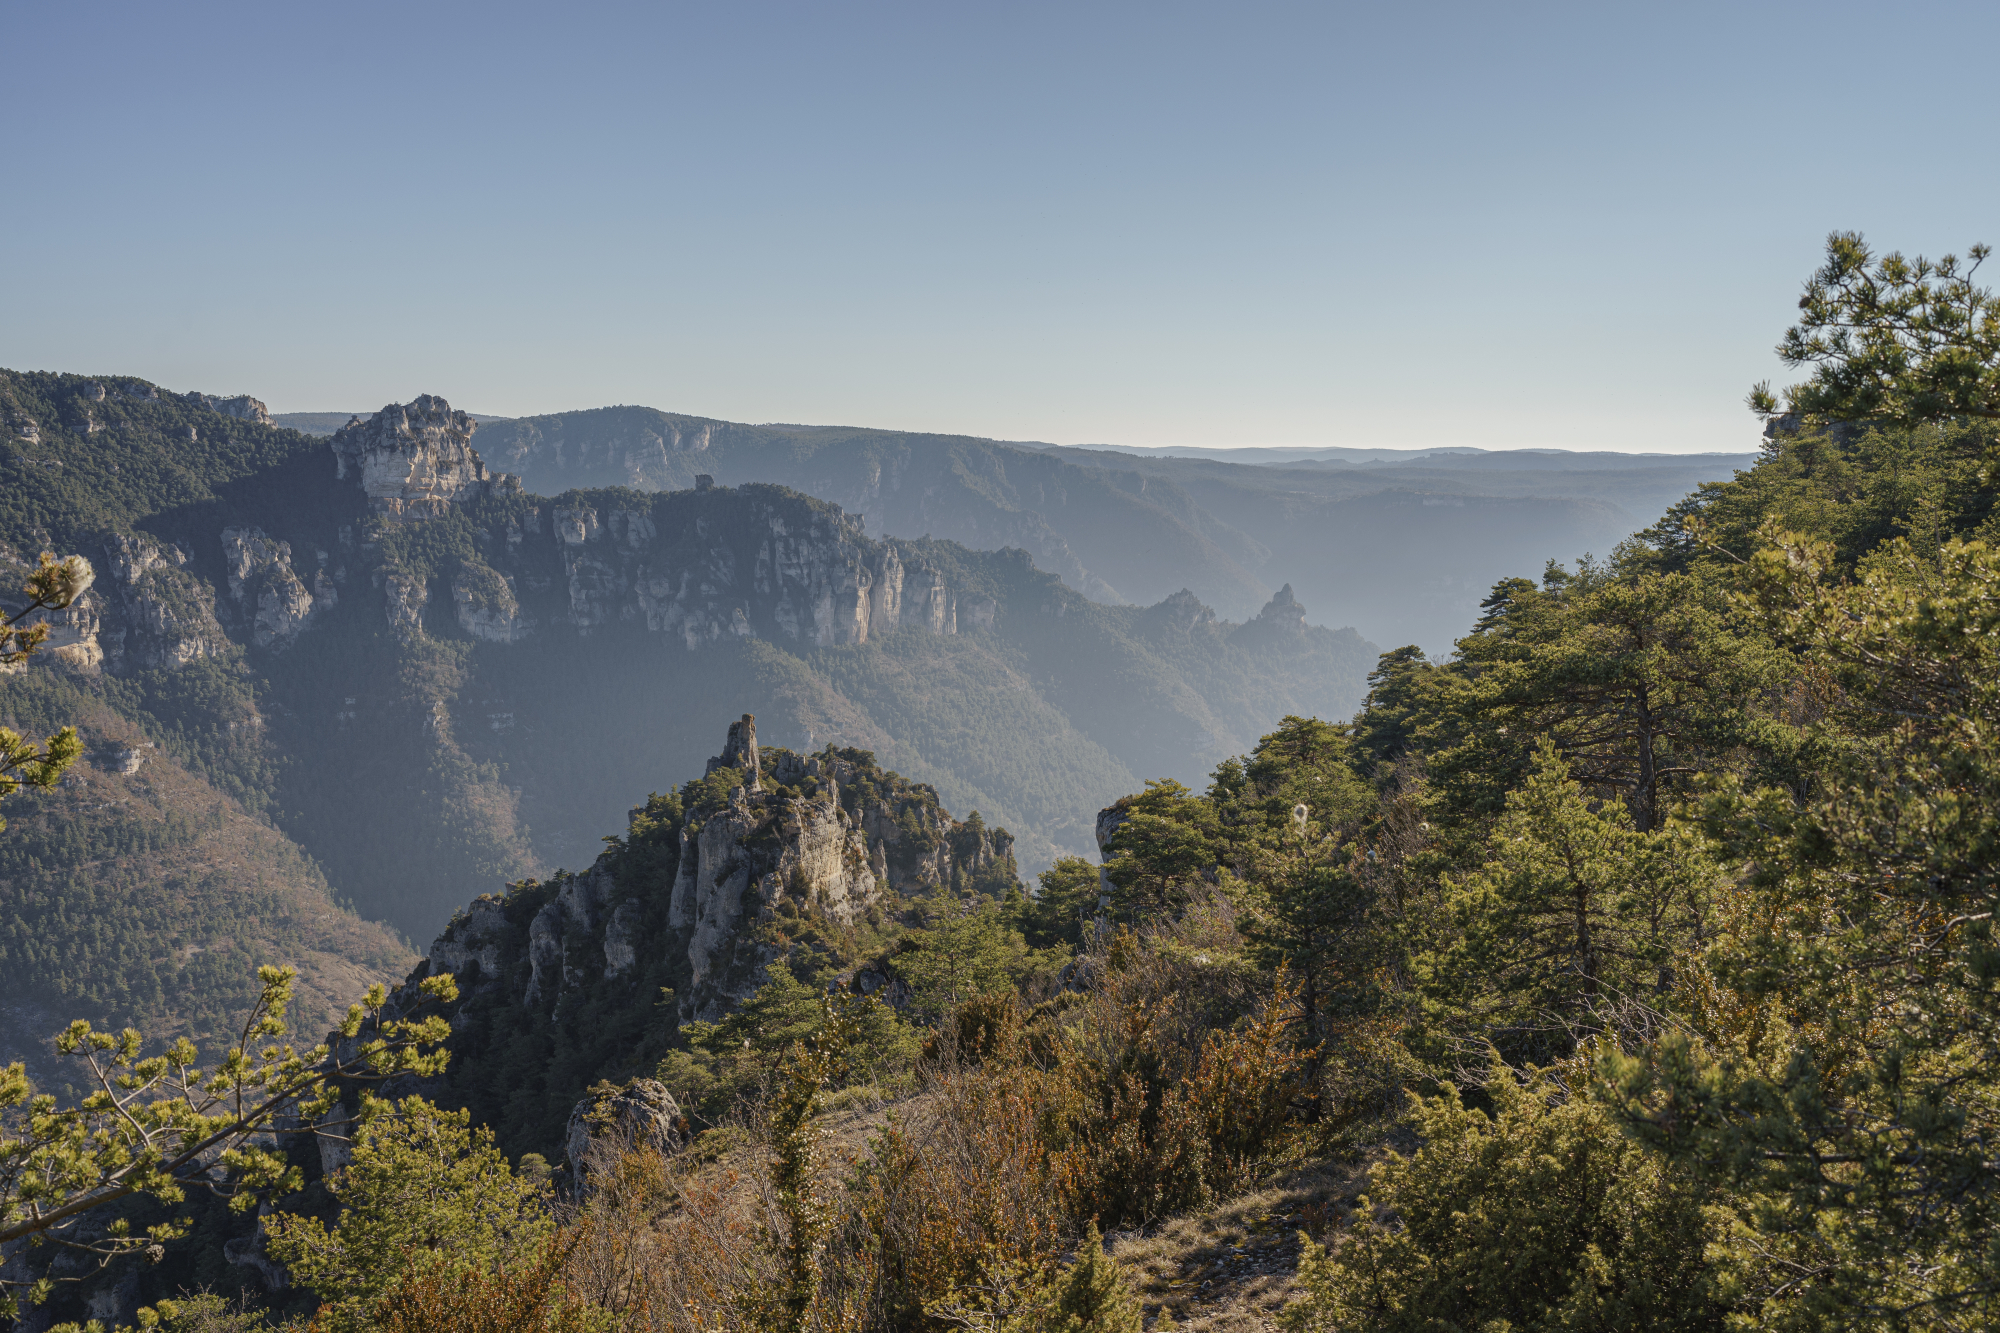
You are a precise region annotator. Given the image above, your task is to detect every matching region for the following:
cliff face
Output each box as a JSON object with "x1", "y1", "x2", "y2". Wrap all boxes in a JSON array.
[
  {"x1": 315, "y1": 399, "x2": 985, "y2": 655},
  {"x1": 329, "y1": 394, "x2": 522, "y2": 521},
  {"x1": 470, "y1": 407, "x2": 1262, "y2": 612},
  {"x1": 0, "y1": 535, "x2": 233, "y2": 675},
  {"x1": 15, "y1": 396, "x2": 991, "y2": 670},
  {"x1": 522, "y1": 487, "x2": 979, "y2": 649},
  {"x1": 422, "y1": 713, "x2": 1011, "y2": 1025}
]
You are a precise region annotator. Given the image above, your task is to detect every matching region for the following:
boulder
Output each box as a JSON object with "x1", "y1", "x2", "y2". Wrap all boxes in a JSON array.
[{"x1": 563, "y1": 1079, "x2": 685, "y2": 1192}]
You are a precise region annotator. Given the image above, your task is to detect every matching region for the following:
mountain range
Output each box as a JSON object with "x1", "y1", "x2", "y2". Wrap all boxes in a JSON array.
[
  {"x1": 1, "y1": 371, "x2": 1377, "y2": 1066},
  {"x1": 275, "y1": 407, "x2": 1753, "y2": 654}
]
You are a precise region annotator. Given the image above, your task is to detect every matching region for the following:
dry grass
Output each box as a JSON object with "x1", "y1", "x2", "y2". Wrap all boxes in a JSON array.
[
  {"x1": 1105, "y1": 1140, "x2": 1403, "y2": 1333},
  {"x1": 571, "y1": 1075, "x2": 1403, "y2": 1333}
]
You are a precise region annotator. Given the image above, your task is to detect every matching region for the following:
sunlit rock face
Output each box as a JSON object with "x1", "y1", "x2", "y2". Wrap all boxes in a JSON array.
[
  {"x1": 183, "y1": 391, "x2": 272, "y2": 425},
  {"x1": 320, "y1": 399, "x2": 981, "y2": 655},
  {"x1": 221, "y1": 527, "x2": 321, "y2": 649},
  {"x1": 99, "y1": 533, "x2": 231, "y2": 669},
  {"x1": 553, "y1": 489, "x2": 962, "y2": 649},
  {"x1": 329, "y1": 395, "x2": 522, "y2": 521},
  {"x1": 402, "y1": 713, "x2": 1015, "y2": 1027}
]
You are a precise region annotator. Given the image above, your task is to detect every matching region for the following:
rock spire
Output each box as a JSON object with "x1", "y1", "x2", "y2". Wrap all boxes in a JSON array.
[{"x1": 709, "y1": 713, "x2": 762, "y2": 791}]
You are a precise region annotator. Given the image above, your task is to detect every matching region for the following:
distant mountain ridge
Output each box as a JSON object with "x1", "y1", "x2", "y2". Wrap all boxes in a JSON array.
[
  {"x1": 1073, "y1": 442, "x2": 1754, "y2": 466},
  {"x1": 446, "y1": 405, "x2": 1753, "y2": 652},
  {"x1": 0, "y1": 372, "x2": 1378, "y2": 979},
  {"x1": 273, "y1": 410, "x2": 514, "y2": 435}
]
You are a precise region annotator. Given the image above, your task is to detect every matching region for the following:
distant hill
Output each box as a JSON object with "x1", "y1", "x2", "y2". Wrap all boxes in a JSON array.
[{"x1": 469, "y1": 407, "x2": 1754, "y2": 653}]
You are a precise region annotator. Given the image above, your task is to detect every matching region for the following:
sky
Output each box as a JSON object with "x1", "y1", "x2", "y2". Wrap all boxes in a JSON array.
[{"x1": 5, "y1": 1, "x2": 1998, "y2": 455}]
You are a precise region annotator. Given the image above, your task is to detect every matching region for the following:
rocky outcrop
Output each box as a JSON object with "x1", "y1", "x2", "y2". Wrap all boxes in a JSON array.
[
  {"x1": 2, "y1": 536, "x2": 243, "y2": 674},
  {"x1": 554, "y1": 489, "x2": 974, "y2": 649},
  {"x1": 329, "y1": 395, "x2": 522, "y2": 521},
  {"x1": 97, "y1": 533, "x2": 230, "y2": 670},
  {"x1": 184, "y1": 391, "x2": 273, "y2": 425},
  {"x1": 0, "y1": 546, "x2": 101, "y2": 674},
  {"x1": 1229, "y1": 583, "x2": 1309, "y2": 651},
  {"x1": 563, "y1": 1079, "x2": 685, "y2": 1191},
  {"x1": 428, "y1": 896, "x2": 510, "y2": 983},
  {"x1": 314, "y1": 401, "x2": 994, "y2": 654},
  {"x1": 708, "y1": 713, "x2": 762, "y2": 788},
  {"x1": 407, "y1": 716, "x2": 1021, "y2": 1032},
  {"x1": 483, "y1": 411, "x2": 714, "y2": 492},
  {"x1": 1093, "y1": 801, "x2": 1128, "y2": 909},
  {"x1": 451, "y1": 564, "x2": 530, "y2": 643},
  {"x1": 221, "y1": 527, "x2": 320, "y2": 649},
  {"x1": 382, "y1": 571, "x2": 428, "y2": 641},
  {"x1": 1144, "y1": 588, "x2": 1217, "y2": 640},
  {"x1": 222, "y1": 1214, "x2": 288, "y2": 1293}
]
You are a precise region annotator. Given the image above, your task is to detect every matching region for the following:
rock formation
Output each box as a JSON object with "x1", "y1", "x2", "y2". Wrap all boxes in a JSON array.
[
  {"x1": 309, "y1": 397, "x2": 989, "y2": 651},
  {"x1": 5, "y1": 394, "x2": 994, "y2": 671},
  {"x1": 329, "y1": 394, "x2": 522, "y2": 521},
  {"x1": 221, "y1": 528, "x2": 321, "y2": 649},
  {"x1": 96, "y1": 533, "x2": 231, "y2": 670},
  {"x1": 409, "y1": 715, "x2": 1018, "y2": 1027},
  {"x1": 450, "y1": 564, "x2": 530, "y2": 643},
  {"x1": 183, "y1": 391, "x2": 273, "y2": 425},
  {"x1": 1228, "y1": 583, "x2": 1310, "y2": 651},
  {"x1": 708, "y1": 713, "x2": 762, "y2": 789},
  {"x1": 563, "y1": 1079, "x2": 685, "y2": 1193},
  {"x1": 0, "y1": 545, "x2": 102, "y2": 674}
]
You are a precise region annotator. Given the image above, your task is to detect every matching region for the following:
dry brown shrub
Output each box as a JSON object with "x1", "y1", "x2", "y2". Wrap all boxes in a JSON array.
[
  {"x1": 371, "y1": 1223, "x2": 640, "y2": 1333},
  {"x1": 551, "y1": 903, "x2": 1324, "y2": 1333},
  {"x1": 857, "y1": 1049, "x2": 1080, "y2": 1333},
  {"x1": 560, "y1": 1128, "x2": 777, "y2": 1333}
]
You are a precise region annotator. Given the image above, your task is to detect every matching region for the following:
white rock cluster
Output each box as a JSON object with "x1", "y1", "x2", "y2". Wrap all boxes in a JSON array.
[{"x1": 328, "y1": 394, "x2": 522, "y2": 521}]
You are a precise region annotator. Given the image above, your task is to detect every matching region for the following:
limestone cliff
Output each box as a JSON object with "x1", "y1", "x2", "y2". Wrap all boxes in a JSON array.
[
  {"x1": 413, "y1": 714, "x2": 1014, "y2": 1028},
  {"x1": 329, "y1": 394, "x2": 522, "y2": 521},
  {"x1": 220, "y1": 527, "x2": 327, "y2": 649},
  {"x1": 0, "y1": 372, "x2": 1380, "y2": 953},
  {"x1": 4, "y1": 395, "x2": 992, "y2": 670},
  {"x1": 311, "y1": 397, "x2": 994, "y2": 653}
]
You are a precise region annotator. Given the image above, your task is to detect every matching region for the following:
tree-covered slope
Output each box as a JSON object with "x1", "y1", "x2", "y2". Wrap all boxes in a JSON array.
[
  {"x1": 0, "y1": 666, "x2": 414, "y2": 1095},
  {"x1": 0, "y1": 373, "x2": 326, "y2": 552}
]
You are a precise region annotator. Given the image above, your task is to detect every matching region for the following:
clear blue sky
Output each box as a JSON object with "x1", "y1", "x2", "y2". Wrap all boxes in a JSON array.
[{"x1": 6, "y1": 1, "x2": 1995, "y2": 453}]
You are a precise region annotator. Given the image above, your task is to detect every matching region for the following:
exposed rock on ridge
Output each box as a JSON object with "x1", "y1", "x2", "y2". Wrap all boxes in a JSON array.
[
  {"x1": 564, "y1": 1080, "x2": 685, "y2": 1194},
  {"x1": 98, "y1": 533, "x2": 232, "y2": 670},
  {"x1": 330, "y1": 395, "x2": 522, "y2": 521},
  {"x1": 183, "y1": 391, "x2": 272, "y2": 425},
  {"x1": 317, "y1": 398, "x2": 990, "y2": 653},
  {"x1": 222, "y1": 528, "x2": 326, "y2": 649},
  {"x1": 408, "y1": 715, "x2": 1019, "y2": 1029}
]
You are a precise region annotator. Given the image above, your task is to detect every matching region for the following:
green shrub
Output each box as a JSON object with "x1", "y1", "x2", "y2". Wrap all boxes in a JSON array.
[
  {"x1": 1281, "y1": 1061, "x2": 1725, "y2": 1333},
  {"x1": 265, "y1": 1098, "x2": 551, "y2": 1333}
]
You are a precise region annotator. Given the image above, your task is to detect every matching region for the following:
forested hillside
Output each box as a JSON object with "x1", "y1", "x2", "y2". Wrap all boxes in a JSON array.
[{"x1": 0, "y1": 663, "x2": 413, "y2": 1090}]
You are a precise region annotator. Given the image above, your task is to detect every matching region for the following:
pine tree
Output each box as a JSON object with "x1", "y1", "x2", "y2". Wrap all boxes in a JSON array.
[
  {"x1": 1053, "y1": 1223, "x2": 1142, "y2": 1333},
  {"x1": 1419, "y1": 741, "x2": 1713, "y2": 1064}
]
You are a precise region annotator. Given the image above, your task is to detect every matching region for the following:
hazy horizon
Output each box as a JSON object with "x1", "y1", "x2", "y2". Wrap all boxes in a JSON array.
[
  {"x1": 253, "y1": 400, "x2": 1758, "y2": 458},
  {"x1": 10, "y1": 1, "x2": 1996, "y2": 456}
]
